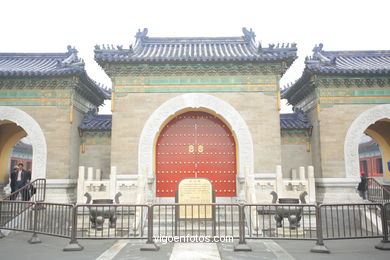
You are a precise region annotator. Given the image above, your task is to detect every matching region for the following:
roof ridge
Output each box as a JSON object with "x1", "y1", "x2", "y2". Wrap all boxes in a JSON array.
[
  {"x1": 94, "y1": 28, "x2": 298, "y2": 64},
  {"x1": 321, "y1": 50, "x2": 390, "y2": 56}
]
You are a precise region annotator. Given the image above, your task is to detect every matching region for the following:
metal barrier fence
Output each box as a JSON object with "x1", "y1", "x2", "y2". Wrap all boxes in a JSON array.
[
  {"x1": 320, "y1": 203, "x2": 383, "y2": 240},
  {"x1": 368, "y1": 178, "x2": 390, "y2": 204},
  {"x1": 152, "y1": 203, "x2": 240, "y2": 238},
  {"x1": 75, "y1": 204, "x2": 148, "y2": 240},
  {"x1": 1, "y1": 200, "x2": 390, "y2": 252},
  {"x1": 2, "y1": 179, "x2": 46, "y2": 202},
  {"x1": 244, "y1": 204, "x2": 317, "y2": 240},
  {"x1": 35, "y1": 202, "x2": 74, "y2": 238},
  {"x1": 0, "y1": 200, "x2": 35, "y2": 233}
]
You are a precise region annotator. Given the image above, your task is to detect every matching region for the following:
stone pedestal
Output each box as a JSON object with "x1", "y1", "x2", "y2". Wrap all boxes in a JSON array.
[{"x1": 316, "y1": 178, "x2": 362, "y2": 203}]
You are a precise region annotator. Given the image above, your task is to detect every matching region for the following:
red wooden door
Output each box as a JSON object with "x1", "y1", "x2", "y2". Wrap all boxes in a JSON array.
[{"x1": 156, "y1": 111, "x2": 236, "y2": 197}]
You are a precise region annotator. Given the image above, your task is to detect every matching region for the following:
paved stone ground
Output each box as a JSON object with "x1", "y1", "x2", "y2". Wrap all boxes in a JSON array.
[{"x1": 1, "y1": 232, "x2": 389, "y2": 260}]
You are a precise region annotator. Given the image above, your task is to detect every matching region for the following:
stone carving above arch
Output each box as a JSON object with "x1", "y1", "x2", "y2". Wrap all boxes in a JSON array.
[
  {"x1": 0, "y1": 106, "x2": 47, "y2": 179},
  {"x1": 138, "y1": 93, "x2": 254, "y2": 180},
  {"x1": 344, "y1": 104, "x2": 390, "y2": 179}
]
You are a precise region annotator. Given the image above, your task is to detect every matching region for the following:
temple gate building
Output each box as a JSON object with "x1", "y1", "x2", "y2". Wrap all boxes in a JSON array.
[{"x1": 0, "y1": 28, "x2": 389, "y2": 203}]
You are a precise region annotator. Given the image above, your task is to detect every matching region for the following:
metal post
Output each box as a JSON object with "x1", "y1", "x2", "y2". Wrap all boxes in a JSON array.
[
  {"x1": 375, "y1": 203, "x2": 390, "y2": 250},
  {"x1": 63, "y1": 205, "x2": 83, "y2": 251},
  {"x1": 42, "y1": 179, "x2": 46, "y2": 202},
  {"x1": 234, "y1": 204, "x2": 251, "y2": 251},
  {"x1": 28, "y1": 202, "x2": 41, "y2": 244},
  {"x1": 141, "y1": 205, "x2": 159, "y2": 251},
  {"x1": 310, "y1": 205, "x2": 330, "y2": 253},
  {"x1": 0, "y1": 201, "x2": 4, "y2": 238}
]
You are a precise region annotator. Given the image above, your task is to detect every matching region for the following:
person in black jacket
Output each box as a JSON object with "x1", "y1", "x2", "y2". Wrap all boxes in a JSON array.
[
  {"x1": 13, "y1": 163, "x2": 31, "y2": 200},
  {"x1": 9, "y1": 166, "x2": 18, "y2": 200},
  {"x1": 357, "y1": 171, "x2": 368, "y2": 200}
]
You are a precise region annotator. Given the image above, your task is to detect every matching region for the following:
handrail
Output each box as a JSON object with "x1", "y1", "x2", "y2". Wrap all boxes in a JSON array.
[
  {"x1": 2, "y1": 178, "x2": 46, "y2": 202},
  {"x1": 367, "y1": 177, "x2": 390, "y2": 203},
  {"x1": 369, "y1": 177, "x2": 390, "y2": 193}
]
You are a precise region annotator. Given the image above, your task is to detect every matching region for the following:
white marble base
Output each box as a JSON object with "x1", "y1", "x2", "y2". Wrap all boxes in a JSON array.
[
  {"x1": 45, "y1": 179, "x2": 77, "y2": 203},
  {"x1": 315, "y1": 178, "x2": 364, "y2": 203}
]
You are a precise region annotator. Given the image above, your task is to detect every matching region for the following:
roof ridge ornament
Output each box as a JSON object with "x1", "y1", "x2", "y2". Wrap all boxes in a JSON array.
[
  {"x1": 58, "y1": 46, "x2": 84, "y2": 68},
  {"x1": 312, "y1": 43, "x2": 323, "y2": 53},
  {"x1": 67, "y1": 45, "x2": 78, "y2": 54},
  {"x1": 135, "y1": 28, "x2": 148, "y2": 46},
  {"x1": 242, "y1": 27, "x2": 255, "y2": 42},
  {"x1": 312, "y1": 43, "x2": 331, "y2": 63}
]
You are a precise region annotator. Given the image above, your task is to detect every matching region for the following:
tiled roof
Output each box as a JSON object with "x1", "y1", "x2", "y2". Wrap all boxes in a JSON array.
[
  {"x1": 79, "y1": 114, "x2": 112, "y2": 131},
  {"x1": 282, "y1": 44, "x2": 390, "y2": 102},
  {"x1": 78, "y1": 111, "x2": 310, "y2": 131},
  {"x1": 12, "y1": 141, "x2": 32, "y2": 154},
  {"x1": 0, "y1": 46, "x2": 109, "y2": 104},
  {"x1": 305, "y1": 44, "x2": 390, "y2": 75},
  {"x1": 280, "y1": 110, "x2": 311, "y2": 129},
  {"x1": 359, "y1": 139, "x2": 380, "y2": 154},
  {"x1": 0, "y1": 46, "x2": 86, "y2": 76},
  {"x1": 95, "y1": 28, "x2": 297, "y2": 64}
]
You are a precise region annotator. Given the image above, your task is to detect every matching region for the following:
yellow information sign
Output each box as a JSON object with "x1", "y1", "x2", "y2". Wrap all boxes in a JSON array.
[{"x1": 178, "y1": 178, "x2": 213, "y2": 219}]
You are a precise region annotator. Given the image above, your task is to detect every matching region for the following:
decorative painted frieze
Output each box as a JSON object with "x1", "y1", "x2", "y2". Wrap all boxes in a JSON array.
[
  {"x1": 0, "y1": 88, "x2": 71, "y2": 107},
  {"x1": 0, "y1": 77, "x2": 104, "y2": 108},
  {"x1": 316, "y1": 76, "x2": 390, "y2": 88},
  {"x1": 111, "y1": 73, "x2": 279, "y2": 93},
  {"x1": 106, "y1": 63, "x2": 286, "y2": 77}
]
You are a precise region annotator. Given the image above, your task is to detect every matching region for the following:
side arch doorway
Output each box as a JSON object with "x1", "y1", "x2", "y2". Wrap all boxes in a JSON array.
[
  {"x1": 363, "y1": 119, "x2": 390, "y2": 179},
  {"x1": 0, "y1": 106, "x2": 47, "y2": 182},
  {"x1": 156, "y1": 111, "x2": 237, "y2": 197},
  {"x1": 0, "y1": 121, "x2": 28, "y2": 188}
]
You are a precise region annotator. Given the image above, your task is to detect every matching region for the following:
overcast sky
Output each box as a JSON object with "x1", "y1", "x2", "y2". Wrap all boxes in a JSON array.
[{"x1": 2, "y1": 0, "x2": 389, "y2": 114}]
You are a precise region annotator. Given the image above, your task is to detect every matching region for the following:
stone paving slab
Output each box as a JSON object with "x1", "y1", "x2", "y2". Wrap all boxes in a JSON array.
[
  {"x1": 0, "y1": 232, "x2": 116, "y2": 260},
  {"x1": 1, "y1": 231, "x2": 390, "y2": 260},
  {"x1": 170, "y1": 243, "x2": 220, "y2": 260}
]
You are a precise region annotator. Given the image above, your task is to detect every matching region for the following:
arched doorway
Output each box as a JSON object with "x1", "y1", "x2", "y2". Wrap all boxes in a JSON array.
[
  {"x1": 345, "y1": 104, "x2": 390, "y2": 180},
  {"x1": 0, "y1": 121, "x2": 28, "y2": 190},
  {"x1": 363, "y1": 119, "x2": 390, "y2": 179},
  {"x1": 156, "y1": 111, "x2": 237, "y2": 197},
  {"x1": 0, "y1": 107, "x2": 47, "y2": 181},
  {"x1": 359, "y1": 134, "x2": 384, "y2": 177}
]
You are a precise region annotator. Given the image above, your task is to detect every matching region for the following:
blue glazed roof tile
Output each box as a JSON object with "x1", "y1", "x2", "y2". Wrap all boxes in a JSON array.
[
  {"x1": 280, "y1": 110, "x2": 311, "y2": 130},
  {"x1": 79, "y1": 114, "x2": 112, "y2": 131},
  {"x1": 305, "y1": 45, "x2": 390, "y2": 75},
  {"x1": 78, "y1": 112, "x2": 310, "y2": 131},
  {"x1": 0, "y1": 46, "x2": 109, "y2": 103},
  {"x1": 0, "y1": 46, "x2": 85, "y2": 76},
  {"x1": 282, "y1": 44, "x2": 390, "y2": 102},
  {"x1": 95, "y1": 28, "x2": 297, "y2": 64}
]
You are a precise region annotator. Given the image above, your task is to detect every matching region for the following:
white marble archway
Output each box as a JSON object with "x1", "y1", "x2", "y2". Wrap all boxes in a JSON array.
[
  {"x1": 138, "y1": 93, "x2": 254, "y2": 184},
  {"x1": 344, "y1": 104, "x2": 390, "y2": 179},
  {"x1": 0, "y1": 106, "x2": 47, "y2": 179}
]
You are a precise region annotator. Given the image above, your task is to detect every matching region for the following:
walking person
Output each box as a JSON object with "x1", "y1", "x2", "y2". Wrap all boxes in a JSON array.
[
  {"x1": 9, "y1": 166, "x2": 18, "y2": 200},
  {"x1": 14, "y1": 163, "x2": 30, "y2": 201},
  {"x1": 357, "y1": 170, "x2": 368, "y2": 200}
]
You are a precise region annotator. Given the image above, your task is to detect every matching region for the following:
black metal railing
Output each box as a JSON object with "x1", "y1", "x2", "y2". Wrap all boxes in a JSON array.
[
  {"x1": 152, "y1": 203, "x2": 239, "y2": 238},
  {"x1": 320, "y1": 203, "x2": 383, "y2": 239},
  {"x1": 75, "y1": 204, "x2": 148, "y2": 239},
  {"x1": 245, "y1": 204, "x2": 317, "y2": 240},
  {"x1": 2, "y1": 178, "x2": 46, "y2": 202},
  {"x1": 368, "y1": 178, "x2": 390, "y2": 204},
  {"x1": 0, "y1": 178, "x2": 46, "y2": 232},
  {"x1": 1, "y1": 199, "x2": 390, "y2": 253},
  {"x1": 34, "y1": 202, "x2": 74, "y2": 238},
  {"x1": 0, "y1": 200, "x2": 35, "y2": 232}
]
